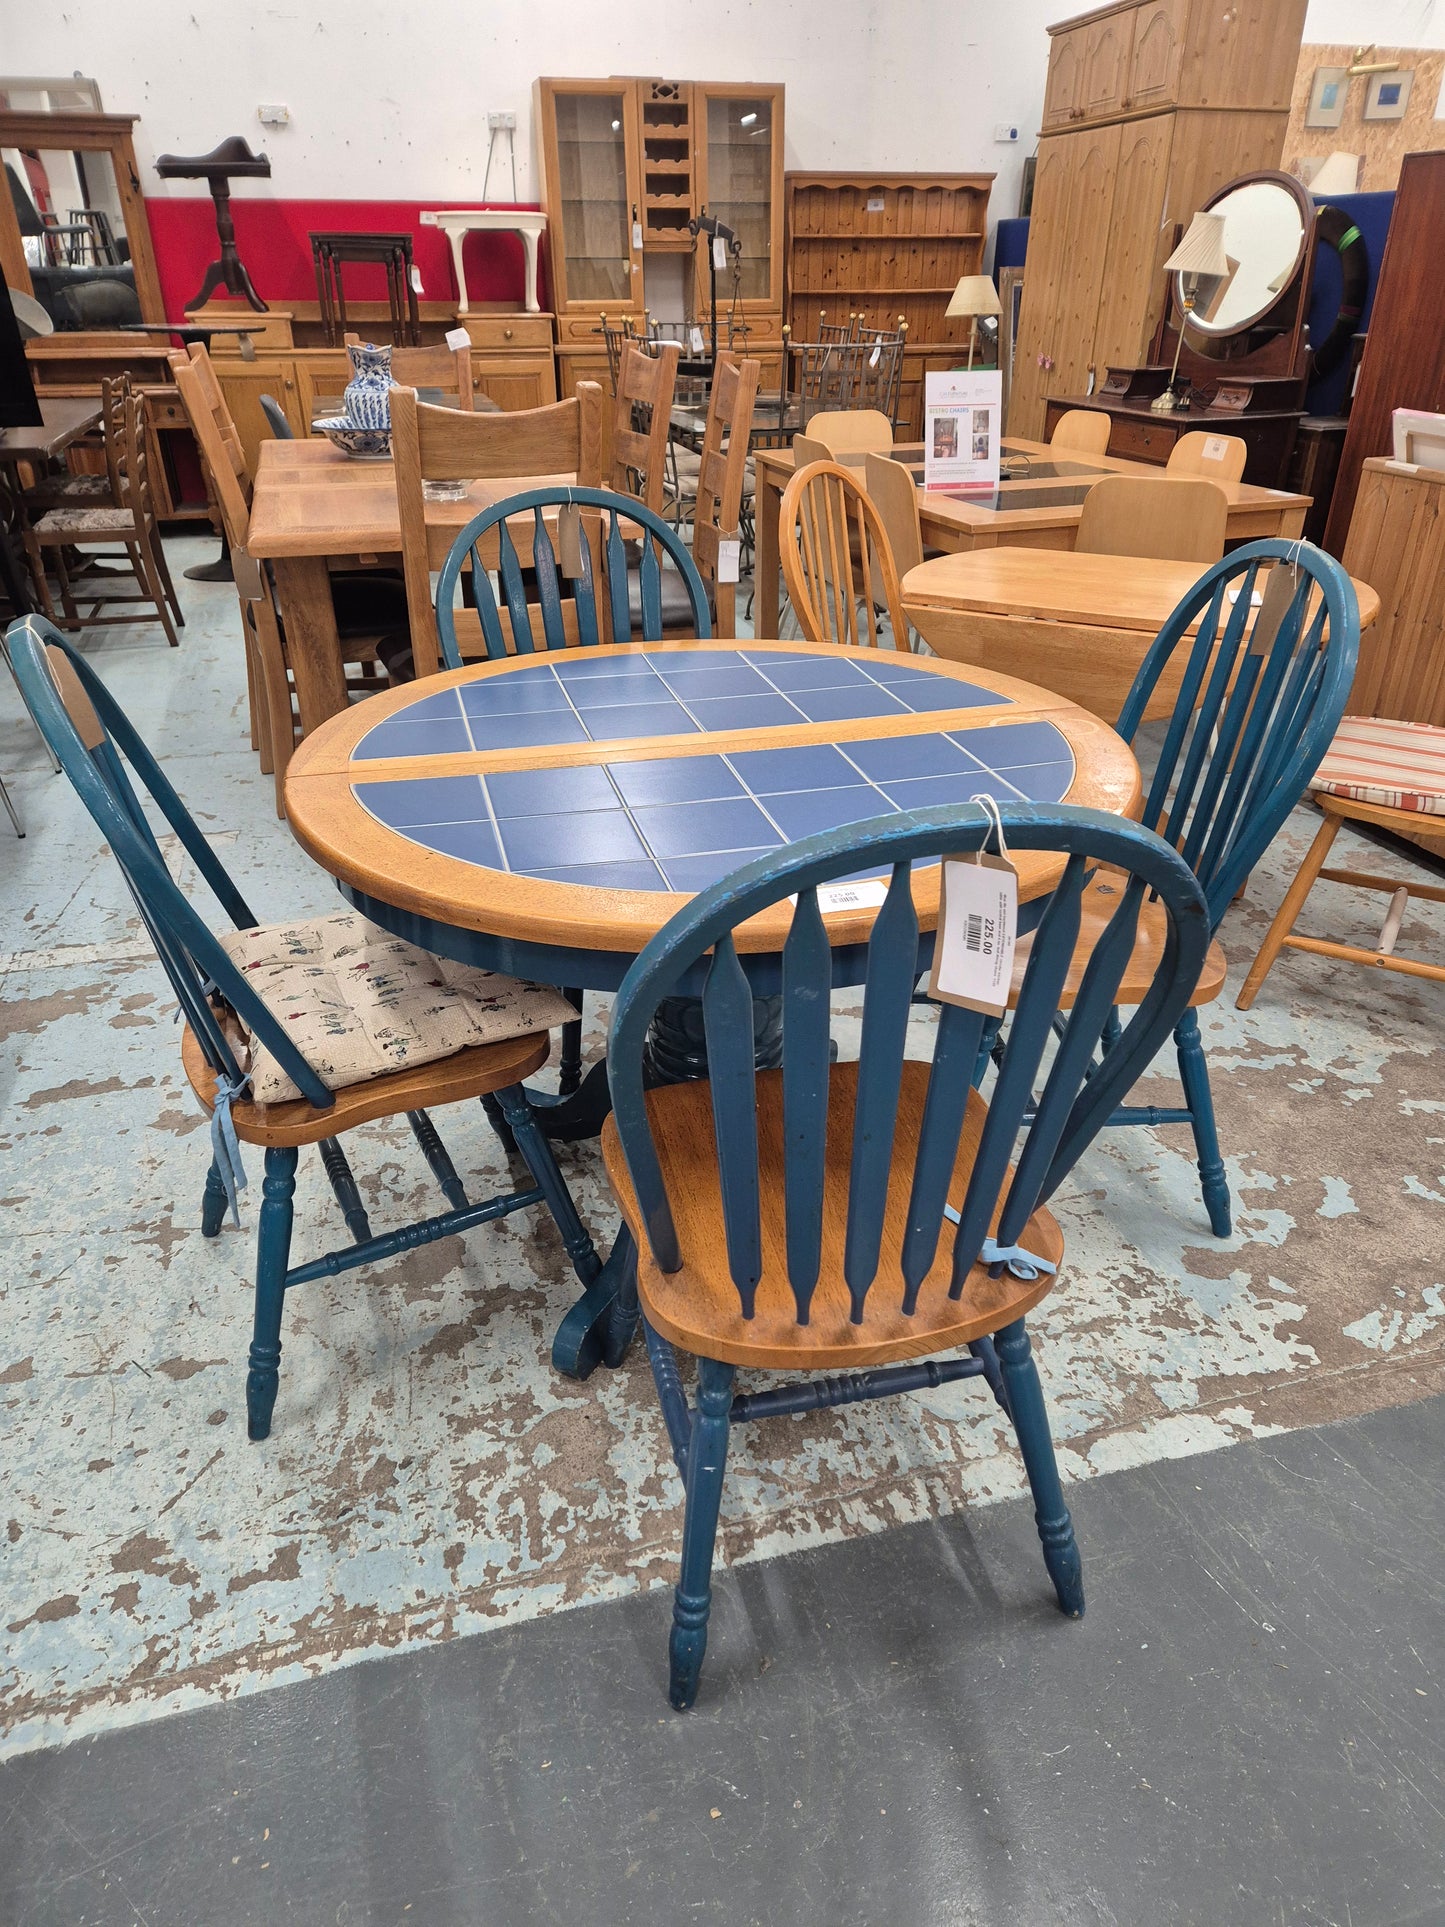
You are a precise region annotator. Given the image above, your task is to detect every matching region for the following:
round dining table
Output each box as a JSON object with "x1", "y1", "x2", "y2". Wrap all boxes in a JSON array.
[{"x1": 284, "y1": 638, "x2": 1142, "y2": 1374}]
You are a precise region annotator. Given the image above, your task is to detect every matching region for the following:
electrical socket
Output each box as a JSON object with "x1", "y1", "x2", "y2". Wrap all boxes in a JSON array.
[
  {"x1": 993, "y1": 121, "x2": 1020, "y2": 143},
  {"x1": 487, "y1": 110, "x2": 517, "y2": 131},
  {"x1": 257, "y1": 104, "x2": 290, "y2": 127}
]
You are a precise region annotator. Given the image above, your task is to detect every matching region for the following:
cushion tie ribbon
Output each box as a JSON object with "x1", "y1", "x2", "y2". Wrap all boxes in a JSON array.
[{"x1": 210, "y1": 1071, "x2": 251, "y2": 1227}]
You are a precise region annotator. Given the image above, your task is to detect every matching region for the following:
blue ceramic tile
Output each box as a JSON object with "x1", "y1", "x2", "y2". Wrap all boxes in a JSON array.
[
  {"x1": 499, "y1": 808, "x2": 648, "y2": 871},
  {"x1": 459, "y1": 677, "x2": 574, "y2": 717},
  {"x1": 654, "y1": 665, "x2": 776, "y2": 700},
  {"x1": 757, "y1": 655, "x2": 872, "y2": 691},
  {"x1": 465, "y1": 712, "x2": 590, "y2": 751},
  {"x1": 404, "y1": 819, "x2": 504, "y2": 868},
  {"x1": 761, "y1": 787, "x2": 898, "y2": 841},
  {"x1": 353, "y1": 775, "x2": 487, "y2": 828},
  {"x1": 1008, "y1": 760, "x2": 1075, "y2": 804},
  {"x1": 866, "y1": 659, "x2": 1010, "y2": 706},
  {"x1": 386, "y1": 689, "x2": 466, "y2": 723},
  {"x1": 742, "y1": 648, "x2": 825, "y2": 664},
  {"x1": 888, "y1": 678, "x2": 1004, "y2": 714},
  {"x1": 354, "y1": 716, "x2": 475, "y2": 760},
  {"x1": 651, "y1": 648, "x2": 749, "y2": 672},
  {"x1": 879, "y1": 773, "x2": 1003, "y2": 812},
  {"x1": 786, "y1": 685, "x2": 909, "y2": 724},
  {"x1": 632, "y1": 796, "x2": 782, "y2": 858},
  {"x1": 554, "y1": 654, "x2": 662, "y2": 685},
  {"x1": 726, "y1": 744, "x2": 869, "y2": 794},
  {"x1": 952, "y1": 721, "x2": 1072, "y2": 770},
  {"x1": 525, "y1": 859, "x2": 669, "y2": 892},
  {"x1": 607, "y1": 755, "x2": 744, "y2": 808},
  {"x1": 840, "y1": 733, "x2": 978, "y2": 783},
  {"x1": 484, "y1": 764, "x2": 620, "y2": 819},
  {"x1": 682, "y1": 693, "x2": 806, "y2": 732},
  {"x1": 660, "y1": 849, "x2": 779, "y2": 894},
  {"x1": 578, "y1": 701, "x2": 698, "y2": 740}
]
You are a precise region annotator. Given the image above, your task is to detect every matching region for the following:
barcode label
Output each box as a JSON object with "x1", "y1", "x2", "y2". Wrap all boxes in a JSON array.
[
  {"x1": 928, "y1": 854, "x2": 1017, "y2": 1014},
  {"x1": 965, "y1": 912, "x2": 984, "y2": 952}
]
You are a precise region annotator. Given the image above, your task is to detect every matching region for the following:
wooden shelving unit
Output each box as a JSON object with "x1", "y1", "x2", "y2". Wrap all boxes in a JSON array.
[{"x1": 783, "y1": 173, "x2": 994, "y2": 437}]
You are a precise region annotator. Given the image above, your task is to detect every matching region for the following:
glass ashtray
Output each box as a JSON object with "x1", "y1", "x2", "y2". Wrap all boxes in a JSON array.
[{"x1": 422, "y1": 479, "x2": 471, "y2": 503}]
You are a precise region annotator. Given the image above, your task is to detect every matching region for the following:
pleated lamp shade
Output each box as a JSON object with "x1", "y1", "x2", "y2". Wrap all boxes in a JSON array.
[{"x1": 1163, "y1": 212, "x2": 1231, "y2": 279}]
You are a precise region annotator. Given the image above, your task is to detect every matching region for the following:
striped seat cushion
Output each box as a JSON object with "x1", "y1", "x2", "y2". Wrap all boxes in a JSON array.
[{"x1": 1312, "y1": 715, "x2": 1445, "y2": 818}]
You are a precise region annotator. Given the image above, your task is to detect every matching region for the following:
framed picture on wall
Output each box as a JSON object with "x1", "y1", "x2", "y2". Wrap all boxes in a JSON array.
[
  {"x1": 1363, "y1": 69, "x2": 1413, "y2": 120},
  {"x1": 1305, "y1": 66, "x2": 1348, "y2": 129}
]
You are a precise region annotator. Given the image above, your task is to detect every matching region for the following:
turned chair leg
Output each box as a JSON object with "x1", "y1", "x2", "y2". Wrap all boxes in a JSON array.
[
  {"x1": 319, "y1": 1135, "x2": 373, "y2": 1242},
  {"x1": 996, "y1": 1318, "x2": 1084, "y2": 1619},
  {"x1": 1174, "y1": 1007, "x2": 1231, "y2": 1237},
  {"x1": 558, "y1": 988, "x2": 585, "y2": 1097},
  {"x1": 1237, "y1": 809, "x2": 1343, "y2": 1011},
  {"x1": 494, "y1": 1083, "x2": 602, "y2": 1288},
  {"x1": 669, "y1": 1355, "x2": 736, "y2": 1710},
  {"x1": 247, "y1": 1145, "x2": 297, "y2": 1441},
  {"x1": 201, "y1": 1157, "x2": 229, "y2": 1238}
]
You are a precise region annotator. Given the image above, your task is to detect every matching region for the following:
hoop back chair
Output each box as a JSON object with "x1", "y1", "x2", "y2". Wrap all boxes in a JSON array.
[
  {"x1": 600, "y1": 801, "x2": 1212, "y2": 1707},
  {"x1": 1007, "y1": 540, "x2": 1360, "y2": 1237},
  {"x1": 1076, "y1": 474, "x2": 1228, "y2": 565},
  {"x1": 780, "y1": 458, "x2": 912, "y2": 652},
  {"x1": 7, "y1": 615, "x2": 602, "y2": 1442},
  {"x1": 391, "y1": 383, "x2": 607, "y2": 678},
  {"x1": 435, "y1": 485, "x2": 711, "y2": 1108},
  {"x1": 1049, "y1": 408, "x2": 1112, "y2": 458},
  {"x1": 1166, "y1": 430, "x2": 1247, "y2": 486}
]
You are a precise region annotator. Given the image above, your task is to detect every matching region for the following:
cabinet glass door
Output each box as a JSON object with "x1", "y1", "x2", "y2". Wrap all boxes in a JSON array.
[
  {"x1": 553, "y1": 89, "x2": 633, "y2": 305},
  {"x1": 700, "y1": 92, "x2": 778, "y2": 302}
]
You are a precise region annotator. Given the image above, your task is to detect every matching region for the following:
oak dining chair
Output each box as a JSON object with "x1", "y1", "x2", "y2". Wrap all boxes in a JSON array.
[
  {"x1": 1165, "y1": 430, "x2": 1248, "y2": 487},
  {"x1": 681, "y1": 350, "x2": 759, "y2": 638},
  {"x1": 601, "y1": 801, "x2": 1213, "y2": 1706},
  {"x1": 1003, "y1": 540, "x2": 1360, "y2": 1236},
  {"x1": 8, "y1": 615, "x2": 604, "y2": 1442},
  {"x1": 802, "y1": 408, "x2": 894, "y2": 454},
  {"x1": 609, "y1": 338, "x2": 681, "y2": 515},
  {"x1": 1049, "y1": 408, "x2": 1112, "y2": 458},
  {"x1": 863, "y1": 450, "x2": 925, "y2": 577},
  {"x1": 390, "y1": 383, "x2": 607, "y2": 678},
  {"x1": 779, "y1": 457, "x2": 912, "y2": 652},
  {"x1": 1075, "y1": 474, "x2": 1229, "y2": 565}
]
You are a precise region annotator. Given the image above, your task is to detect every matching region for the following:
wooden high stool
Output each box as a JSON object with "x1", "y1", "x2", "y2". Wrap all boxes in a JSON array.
[{"x1": 1238, "y1": 716, "x2": 1445, "y2": 1007}]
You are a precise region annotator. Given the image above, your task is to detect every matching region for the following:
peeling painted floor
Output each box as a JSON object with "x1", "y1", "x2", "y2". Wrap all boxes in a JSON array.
[{"x1": 3, "y1": 536, "x2": 1444, "y2": 1763}]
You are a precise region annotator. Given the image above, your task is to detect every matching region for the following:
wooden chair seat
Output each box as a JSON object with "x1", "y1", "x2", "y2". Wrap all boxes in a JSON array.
[
  {"x1": 602, "y1": 1062, "x2": 1063, "y2": 1371},
  {"x1": 1010, "y1": 869, "x2": 1228, "y2": 1009},
  {"x1": 182, "y1": 1021, "x2": 549, "y2": 1148}
]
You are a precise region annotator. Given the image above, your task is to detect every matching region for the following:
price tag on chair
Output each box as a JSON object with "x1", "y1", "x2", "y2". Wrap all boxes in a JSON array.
[
  {"x1": 928, "y1": 797, "x2": 1018, "y2": 1015},
  {"x1": 870, "y1": 343, "x2": 881, "y2": 368},
  {"x1": 689, "y1": 325, "x2": 706, "y2": 357},
  {"x1": 444, "y1": 326, "x2": 470, "y2": 350},
  {"x1": 556, "y1": 503, "x2": 585, "y2": 578},
  {"x1": 716, "y1": 536, "x2": 741, "y2": 583},
  {"x1": 1247, "y1": 558, "x2": 1303, "y2": 658}
]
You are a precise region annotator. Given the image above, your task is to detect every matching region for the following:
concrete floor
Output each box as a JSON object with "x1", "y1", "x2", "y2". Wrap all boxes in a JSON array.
[
  {"x1": 3, "y1": 1393, "x2": 1441, "y2": 1927},
  {"x1": 3, "y1": 539, "x2": 1445, "y2": 1920}
]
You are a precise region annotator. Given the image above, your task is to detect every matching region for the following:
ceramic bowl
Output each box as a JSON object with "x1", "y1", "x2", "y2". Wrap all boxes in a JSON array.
[{"x1": 313, "y1": 417, "x2": 392, "y2": 459}]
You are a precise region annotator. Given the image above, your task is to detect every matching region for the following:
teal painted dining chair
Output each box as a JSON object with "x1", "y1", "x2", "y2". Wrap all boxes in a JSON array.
[
  {"x1": 435, "y1": 484, "x2": 712, "y2": 1113},
  {"x1": 600, "y1": 800, "x2": 1213, "y2": 1707},
  {"x1": 1002, "y1": 539, "x2": 1360, "y2": 1237},
  {"x1": 7, "y1": 615, "x2": 604, "y2": 1440}
]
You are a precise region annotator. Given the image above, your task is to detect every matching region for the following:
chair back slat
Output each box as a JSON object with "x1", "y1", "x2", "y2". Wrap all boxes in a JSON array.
[
  {"x1": 1118, "y1": 541, "x2": 1361, "y2": 930},
  {"x1": 843, "y1": 862, "x2": 920, "y2": 1320},
  {"x1": 435, "y1": 486, "x2": 710, "y2": 670},
  {"x1": 608, "y1": 804, "x2": 1213, "y2": 1331},
  {"x1": 780, "y1": 458, "x2": 911, "y2": 652},
  {"x1": 899, "y1": 998, "x2": 985, "y2": 1315},
  {"x1": 780, "y1": 886, "x2": 832, "y2": 1322},
  {"x1": 702, "y1": 934, "x2": 764, "y2": 1317},
  {"x1": 6, "y1": 619, "x2": 335, "y2": 1110}
]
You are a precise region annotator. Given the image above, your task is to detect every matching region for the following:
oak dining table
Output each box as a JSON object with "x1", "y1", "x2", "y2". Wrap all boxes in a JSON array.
[
  {"x1": 245, "y1": 437, "x2": 579, "y2": 735},
  {"x1": 751, "y1": 436, "x2": 1313, "y2": 641},
  {"x1": 283, "y1": 635, "x2": 1143, "y2": 1377}
]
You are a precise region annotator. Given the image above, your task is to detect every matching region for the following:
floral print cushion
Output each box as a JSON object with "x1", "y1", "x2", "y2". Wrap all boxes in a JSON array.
[{"x1": 216, "y1": 911, "x2": 576, "y2": 1104}]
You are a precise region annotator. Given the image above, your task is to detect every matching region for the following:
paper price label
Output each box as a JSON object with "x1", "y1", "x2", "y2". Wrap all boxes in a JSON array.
[
  {"x1": 818, "y1": 879, "x2": 889, "y2": 913},
  {"x1": 716, "y1": 537, "x2": 741, "y2": 583},
  {"x1": 689, "y1": 325, "x2": 706, "y2": 356},
  {"x1": 713, "y1": 236, "x2": 728, "y2": 270},
  {"x1": 1202, "y1": 435, "x2": 1230, "y2": 461},
  {"x1": 869, "y1": 343, "x2": 881, "y2": 368},
  {"x1": 409, "y1": 265, "x2": 424, "y2": 294},
  {"x1": 928, "y1": 854, "x2": 1017, "y2": 1014},
  {"x1": 444, "y1": 326, "x2": 470, "y2": 350},
  {"x1": 556, "y1": 503, "x2": 585, "y2": 578},
  {"x1": 633, "y1": 221, "x2": 644, "y2": 250}
]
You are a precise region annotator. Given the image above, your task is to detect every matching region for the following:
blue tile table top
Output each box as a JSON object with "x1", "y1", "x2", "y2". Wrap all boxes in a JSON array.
[{"x1": 348, "y1": 643, "x2": 1078, "y2": 896}]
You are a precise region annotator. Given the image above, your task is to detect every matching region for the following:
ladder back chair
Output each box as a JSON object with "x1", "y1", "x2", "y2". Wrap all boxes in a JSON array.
[
  {"x1": 853, "y1": 318, "x2": 909, "y2": 426},
  {"x1": 435, "y1": 484, "x2": 710, "y2": 1110},
  {"x1": 344, "y1": 331, "x2": 474, "y2": 408},
  {"x1": 1166, "y1": 430, "x2": 1247, "y2": 486},
  {"x1": 1003, "y1": 540, "x2": 1360, "y2": 1236},
  {"x1": 23, "y1": 383, "x2": 183, "y2": 647},
  {"x1": 390, "y1": 383, "x2": 606, "y2": 678},
  {"x1": 8, "y1": 616, "x2": 602, "y2": 1442},
  {"x1": 1049, "y1": 408, "x2": 1112, "y2": 458},
  {"x1": 608, "y1": 338, "x2": 681, "y2": 515},
  {"x1": 1238, "y1": 716, "x2": 1445, "y2": 1009},
  {"x1": 601, "y1": 801, "x2": 1213, "y2": 1707},
  {"x1": 780, "y1": 457, "x2": 912, "y2": 653},
  {"x1": 687, "y1": 351, "x2": 760, "y2": 638},
  {"x1": 1076, "y1": 474, "x2": 1229, "y2": 565}
]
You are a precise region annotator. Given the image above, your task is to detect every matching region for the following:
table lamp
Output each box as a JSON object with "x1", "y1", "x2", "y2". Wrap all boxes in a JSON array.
[
  {"x1": 1150, "y1": 212, "x2": 1231, "y2": 414},
  {"x1": 946, "y1": 274, "x2": 1001, "y2": 369}
]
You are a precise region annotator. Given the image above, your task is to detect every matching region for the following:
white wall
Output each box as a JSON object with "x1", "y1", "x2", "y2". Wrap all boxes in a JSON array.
[{"x1": 5, "y1": 0, "x2": 1438, "y2": 237}]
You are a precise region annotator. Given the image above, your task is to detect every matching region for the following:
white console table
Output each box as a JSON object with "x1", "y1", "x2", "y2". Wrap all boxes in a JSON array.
[{"x1": 420, "y1": 209, "x2": 548, "y2": 315}]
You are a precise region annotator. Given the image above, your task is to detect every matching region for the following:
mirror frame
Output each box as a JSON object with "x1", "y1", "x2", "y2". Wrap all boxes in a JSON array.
[{"x1": 1171, "y1": 170, "x2": 1314, "y2": 342}]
